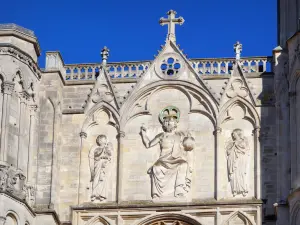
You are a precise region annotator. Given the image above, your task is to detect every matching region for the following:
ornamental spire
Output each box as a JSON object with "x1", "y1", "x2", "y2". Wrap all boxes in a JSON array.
[
  {"x1": 101, "y1": 46, "x2": 110, "y2": 66},
  {"x1": 159, "y1": 10, "x2": 184, "y2": 43}
]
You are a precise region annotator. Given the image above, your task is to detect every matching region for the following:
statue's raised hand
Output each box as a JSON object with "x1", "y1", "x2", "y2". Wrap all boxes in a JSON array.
[{"x1": 140, "y1": 125, "x2": 147, "y2": 134}]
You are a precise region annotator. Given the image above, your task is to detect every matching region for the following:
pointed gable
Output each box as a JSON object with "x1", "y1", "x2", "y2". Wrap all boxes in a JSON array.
[
  {"x1": 220, "y1": 62, "x2": 256, "y2": 106},
  {"x1": 84, "y1": 67, "x2": 119, "y2": 112},
  {"x1": 120, "y1": 40, "x2": 219, "y2": 107}
]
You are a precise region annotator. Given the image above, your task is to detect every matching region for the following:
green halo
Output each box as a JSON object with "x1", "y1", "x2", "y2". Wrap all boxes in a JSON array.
[{"x1": 159, "y1": 106, "x2": 180, "y2": 123}]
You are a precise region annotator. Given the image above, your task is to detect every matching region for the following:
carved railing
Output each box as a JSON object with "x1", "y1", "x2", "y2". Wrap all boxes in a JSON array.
[
  {"x1": 190, "y1": 56, "x2": 273, "y2": 75},
  {"x1": 62, "y1": 56, "x2": 273, "y2": 81},
  {"x1": 64, "y1": 61, "x2": 151, "y2": 80}
]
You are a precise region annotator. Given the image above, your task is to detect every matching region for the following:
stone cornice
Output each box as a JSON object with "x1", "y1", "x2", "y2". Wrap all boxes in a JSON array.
[
  {"x1": 0, "y1": 24, "x2": 41, "y2": 56},
  {"x1": 71, "y1": 199, "x2": 263, "y2": 211},
  {"x1": 0, "y1": 44, "x2": 41, "y2": 80}
]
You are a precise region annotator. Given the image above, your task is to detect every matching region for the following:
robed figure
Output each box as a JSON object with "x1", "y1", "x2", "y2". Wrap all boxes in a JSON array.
[
  {"x1": 140, "y1": 106, "x2": 195, "y2": 199},
  {"x1": 89, "y1": 135, "x2": 113, "y2": 202},
  {"x1": 226, "y1": 129, "x2": 250, "y2": 197}
]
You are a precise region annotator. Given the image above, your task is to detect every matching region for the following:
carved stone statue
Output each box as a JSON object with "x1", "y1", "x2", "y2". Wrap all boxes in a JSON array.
[
  {"x1": 140, "y1": 106, "x2": 195, "y2": 199},
  {"x1": 0, "y1": 165, "x2": 28, "y2": 200},
  {"x1": 89, "y1": 135, "x2": 113, "y2": 202},
  {"x1": 226, "y1": 129, "x2": 250, "y2": 197}
]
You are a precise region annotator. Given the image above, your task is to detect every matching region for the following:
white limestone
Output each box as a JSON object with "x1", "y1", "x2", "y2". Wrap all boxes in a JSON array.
[{"x1": 0, "y1": 4, "x2": 298, "y2": 225}]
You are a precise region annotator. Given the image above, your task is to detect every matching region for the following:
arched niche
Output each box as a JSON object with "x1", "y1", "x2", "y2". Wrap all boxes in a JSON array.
[
  {"x1": 121, "y1": 85, "x2": 216, "y2": 201},
  {"x1": 134, "y1": 213, "x2": 202, "y2": 225},
  {"x1": 218, "y1": 97, "x2": 260, "y2": 199},
  {"x1": 221, "y1": 211, "x2": 255, "y2": 225},
  {"x1": 80, "y1": 106, "x2": 118, "y2": 203}
]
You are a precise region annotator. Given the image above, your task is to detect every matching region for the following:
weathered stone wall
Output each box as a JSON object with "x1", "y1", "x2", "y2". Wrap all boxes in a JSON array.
[
  {"x1": 0, "y1": 24, "x2": 282, "y2": 225},
  {"x1": 36, "y1": 71, "x2": 63, "y2": 212},
  {"x1": 62, "y1": 86, "x2": 92, "y2": 113}
]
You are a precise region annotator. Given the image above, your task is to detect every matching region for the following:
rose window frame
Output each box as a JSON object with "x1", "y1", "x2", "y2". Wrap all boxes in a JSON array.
[{"x1": 155, "y1": 53, "x2": 185, "y2": 79}]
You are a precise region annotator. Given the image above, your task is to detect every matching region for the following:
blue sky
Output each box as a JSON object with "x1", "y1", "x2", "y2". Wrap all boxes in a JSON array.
[{"x1": 1, "y1": 0, "x2": 277, "y2": 68}]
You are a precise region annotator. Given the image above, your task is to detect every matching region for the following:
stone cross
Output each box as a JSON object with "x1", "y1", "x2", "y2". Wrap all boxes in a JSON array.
[
  {"x1": 159, "y1": 10, "x2": 185, "y2": 43},
  {"x1": 101, "y1": 46, "x2": 109, "y2": 66},
  {"x1": 234, "y1": 41, "x2": 242, "y2": 61}
]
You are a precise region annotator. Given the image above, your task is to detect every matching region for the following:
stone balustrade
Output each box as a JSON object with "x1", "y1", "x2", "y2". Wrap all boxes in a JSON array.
[
  {"x1": 191, "y1": 56, "x2": 273, "y2": 75},
  {"x1": 62, "y1": 56, "x2": 272, "y2": 81},
  {"x1": 64, "y1": 61, "x2": 151, "y2": 80}
]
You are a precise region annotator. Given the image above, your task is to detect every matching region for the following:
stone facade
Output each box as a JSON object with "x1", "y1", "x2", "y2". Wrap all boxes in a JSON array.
[{"x1": 0, "y1": 3, "x2": 299, "y2": 225}]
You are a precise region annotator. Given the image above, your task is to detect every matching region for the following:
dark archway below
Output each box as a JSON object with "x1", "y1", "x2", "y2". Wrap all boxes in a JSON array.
[{"x1": 138, "y1": 214, "x2": 201, "y2": 225}]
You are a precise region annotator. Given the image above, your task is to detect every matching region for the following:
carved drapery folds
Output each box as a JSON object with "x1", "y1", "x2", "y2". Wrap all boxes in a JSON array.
[
  {"x1": 140, "y1": 106, "x2": 195, "y2": 199},
  {"x1": 226, "y1": 129, "x2": 250, "y2": 197},
  {"x1": 218, "y1": 97, "x2": 260, "y2": 199},
  {"x1": 80, "y1": 104, "x2": 119, "y2": 203},
  {"x1": 89, "y1": 134, "x2": 114, "y2": 202}
]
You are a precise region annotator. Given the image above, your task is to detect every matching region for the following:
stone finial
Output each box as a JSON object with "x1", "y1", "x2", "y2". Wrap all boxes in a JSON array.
[
  {"x1": 159, "y1": 10, "x2": 184, "y2": 43},
  {"x1": 101, "y1": 46, "x2": 110, "y2": 66},
  {"x1": 234, "y1": 41, "x2": 242, "y2": 61}
]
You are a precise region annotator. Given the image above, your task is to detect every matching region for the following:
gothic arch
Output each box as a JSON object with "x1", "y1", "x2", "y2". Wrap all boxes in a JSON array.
[
  {"x1": 84, "y1": 215, "x2": 113, "y2": 225},
  {"x1": 13, "y1": 69, "x2": 31, "y2": 92},
  {"x1": 120, "y1": 80, "x2": 218, "y2": 129},
  {"x1": 217, "y1": 96, "x2": 260, "y2": 128},
  {"x1": 221, "y1": 211, "x2": 255, "y2": 225},
  {"x1": 81, "y1": 101, "x2": 120, "y2": 134},
  {"x1": 133, "y1": 213, "x2": 202, "y2": 225}
]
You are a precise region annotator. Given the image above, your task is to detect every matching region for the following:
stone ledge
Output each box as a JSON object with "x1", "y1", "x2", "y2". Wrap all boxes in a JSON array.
[
  {"x1": 72, "y1": 198, "x2": 263, "y2": 210},
  {"x1": 0, "y1": 24, "x2": 35, "y2": 37},
  {"x1": 0, "y1": 23, "x2": 41, "y2": 57}
]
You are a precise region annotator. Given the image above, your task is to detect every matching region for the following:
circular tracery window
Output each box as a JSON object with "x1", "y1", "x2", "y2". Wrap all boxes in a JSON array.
[{"x1": 155, "y1": 53, "x2": 185, "y2": 79}]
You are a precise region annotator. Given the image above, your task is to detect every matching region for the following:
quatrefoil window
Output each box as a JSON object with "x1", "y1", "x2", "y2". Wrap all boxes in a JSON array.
[{"x1": 160, "y1": 57, "x2": 181, "y2": 76}]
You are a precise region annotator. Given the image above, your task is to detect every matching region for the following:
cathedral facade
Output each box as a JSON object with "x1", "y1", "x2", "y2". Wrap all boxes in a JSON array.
[{"x1": 0, "y1": 1, "x2": 299, "y2": 225}]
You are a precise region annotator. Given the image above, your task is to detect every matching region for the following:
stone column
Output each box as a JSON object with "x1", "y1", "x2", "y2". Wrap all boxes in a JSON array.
[
  {"x1": 275, "y1": 100, "x2": 290, "y2": 209},
  {"x1": 289, "y1": 91, "x2": 297, "y2": 189},
  {"x1": 0, "y1": 81, "x2": 14, "y2": 163},
  {"x1": 214, "y1": 127, "x2": 222, "y2": 200},
  {"x1": 17, "y1": 92, "x2": 28, "y2": 169},
  {"x1": 117, "y1": 131, "x2": 125, "y2": 203},
  {"x1": 253, "y1": 126, "x2": 261, "y2": 199},
  {"x1": 27, "y1": 105, "x2": 37, "y2": 182},
  {"x1": 77, "y1": 131, "x2": 87, "y2": 204}
]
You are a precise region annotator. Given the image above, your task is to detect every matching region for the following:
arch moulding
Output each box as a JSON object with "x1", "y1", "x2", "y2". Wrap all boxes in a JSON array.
[{"x1": 133, "y1": 213, "x2": 202, "y2": 225}]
